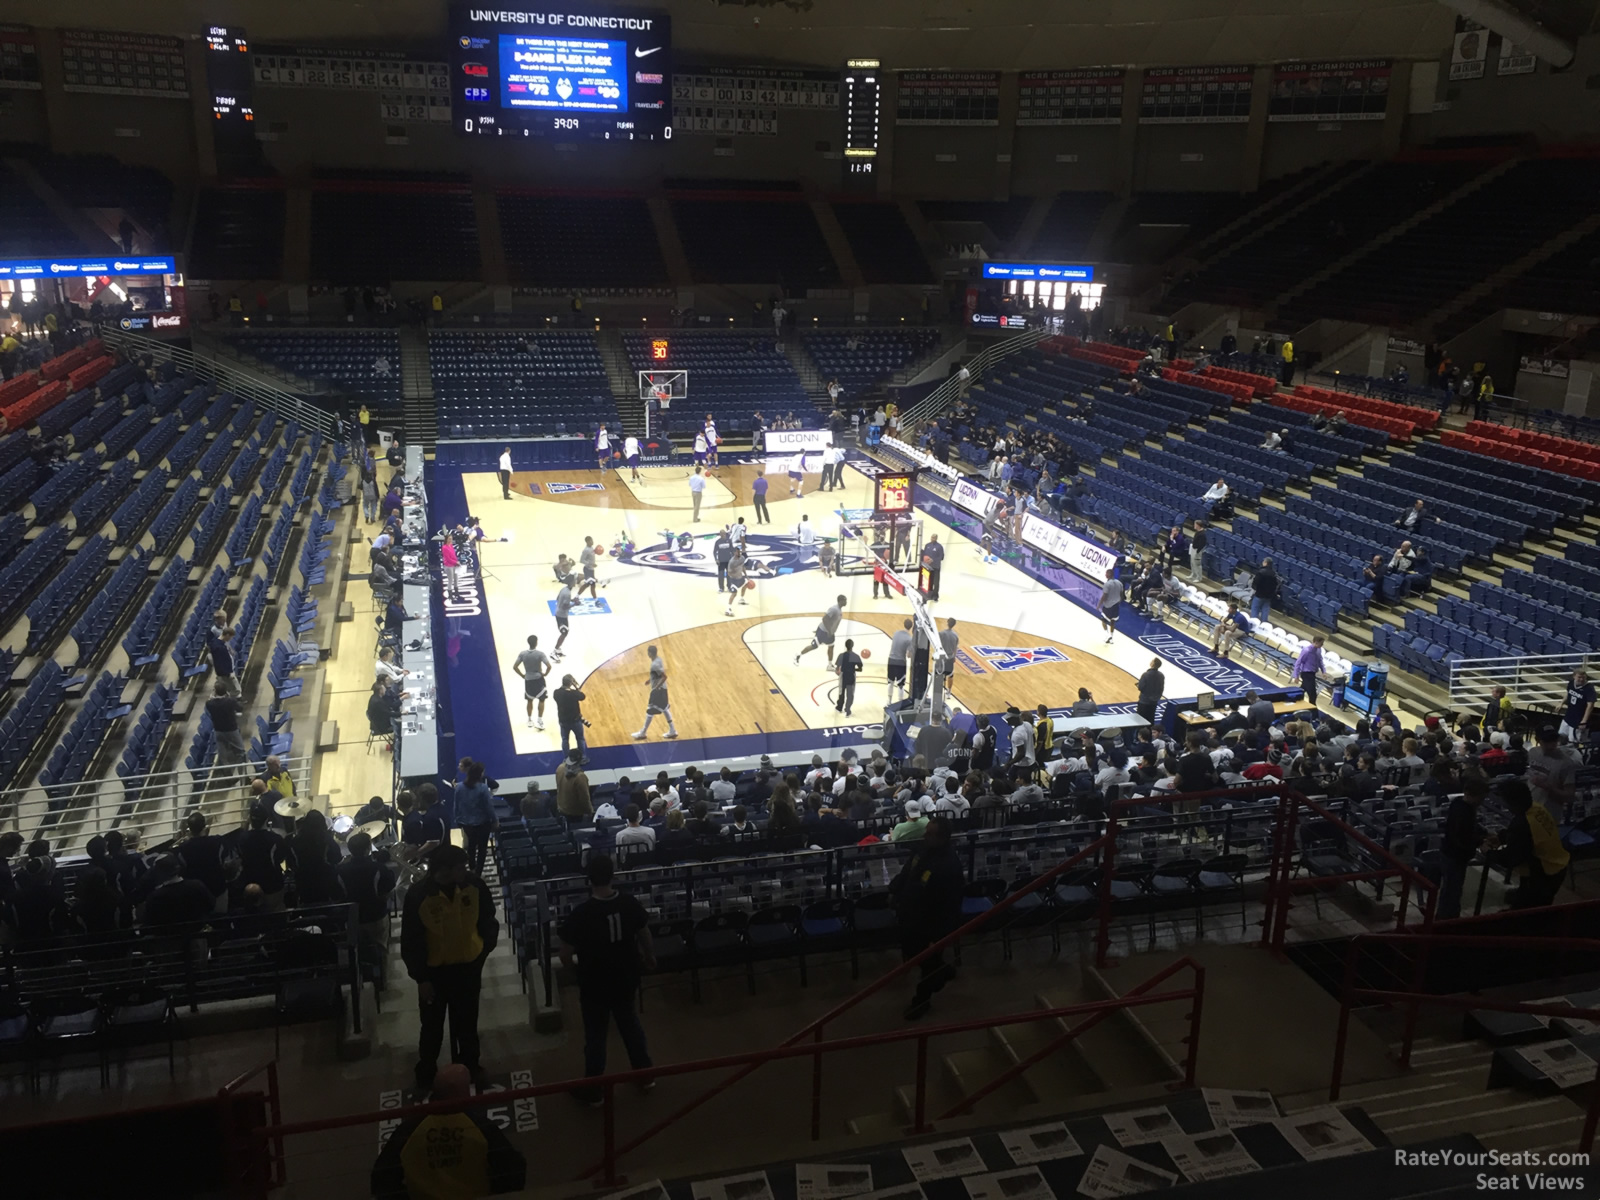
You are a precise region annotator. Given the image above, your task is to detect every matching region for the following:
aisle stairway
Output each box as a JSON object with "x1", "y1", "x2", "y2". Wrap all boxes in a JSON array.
[{"x1": 400, "y1": 327, "x2": 436, "y2": 448}]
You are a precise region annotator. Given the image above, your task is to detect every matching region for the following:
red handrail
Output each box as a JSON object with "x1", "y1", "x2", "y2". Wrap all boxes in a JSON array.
[
  {"x1": 218, "y1": 1060, "x2": 284, "y2": 1195},
  {"x1": 248, "y1": 972, "x2": 1204, "y2": 1187},
  {"x1": 1259, "y1": 790, "x2": 1440, "y2": 953},
  {"x1": 938, "y1": 956, "x2": 1204, "y2": 1121},
  {"x1": 577, "y1": 828, "x2": 1117, "y2": 1178},
  {"x1": 1095, "y1": 781, "x2": 1291, "y2": 967},
  {"x1": 1329, "y1": 932, "x2": 1600, "y2": 1154}
]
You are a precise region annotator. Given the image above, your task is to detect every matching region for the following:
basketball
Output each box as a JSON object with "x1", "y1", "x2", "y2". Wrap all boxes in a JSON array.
[
  {"x1": 744, "y1": 581, "x2": 756, "y2": 592},
  {"x1": 860, "y1": 648, "x2": 872, "y2": 659},
  {"x1": 595, "y1": 545, "x2": 606, "y2": 556}
]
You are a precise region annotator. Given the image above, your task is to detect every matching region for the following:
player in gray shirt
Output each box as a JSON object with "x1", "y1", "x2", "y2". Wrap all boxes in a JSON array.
[
  {"x1": 1098, "y1": 569, "x2": 1125, "y2": 643},
  {"x1": 631, "y1": 644, "x2": 678, "y2": 741},
  {"x1": 937, "y1": 618, "x2": 960, "y2": 683},
  {"x1": 887, "y1": 619, "x2": 913, "y2": 698},
  {"x1": 796, "y1": 594, "x2": 848, "y2": 667},
  {"x1": 576, "y1": 537, "x2": 601, "y2": 601},
  {"x1": 553, "y1": 577, "x2": 574, "y2": 660},
  {"x1": 512, "y1": 634, "x2": 551, "y2": 729}
]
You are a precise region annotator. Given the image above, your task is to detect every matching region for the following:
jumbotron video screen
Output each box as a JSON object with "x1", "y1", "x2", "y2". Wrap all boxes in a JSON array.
[{"x1": 450, "y1": 2, "x2": 672, "y2": 141}]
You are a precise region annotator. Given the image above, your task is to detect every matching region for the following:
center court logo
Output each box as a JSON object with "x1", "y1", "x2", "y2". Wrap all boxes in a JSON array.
[
  {"x1": 972, "y1": 645, "x2": 1070, "y2": 672},
  {"x1": 622, "y1": 532, "x2": 858, "y2": 579}
]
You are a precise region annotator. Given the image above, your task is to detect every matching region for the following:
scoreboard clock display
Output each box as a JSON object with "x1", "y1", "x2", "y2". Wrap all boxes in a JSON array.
[{"x1": 874, "y1": 470, "x2": 916, "y2": 516}]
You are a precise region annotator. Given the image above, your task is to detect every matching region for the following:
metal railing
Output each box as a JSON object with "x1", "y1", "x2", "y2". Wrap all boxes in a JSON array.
[
  {"x1": 901, "y1": 326, "x2": 1046, "y2": 428},
  {"x1": 237, "y1": 958, "x2": 1202, "y2": 1195},
  {"x1": 1329, "y1": 931, "x2": 1600, "y2": 1154},
  {"x1": 97, "y1": 325, "x2": 336, "y2": 438},
  {"x1": 1450, "y1": 652, "x2": 1595, "y2": 709},
  {"x1": 0, "y1": 754, "x2": 314, "y2": 851}
]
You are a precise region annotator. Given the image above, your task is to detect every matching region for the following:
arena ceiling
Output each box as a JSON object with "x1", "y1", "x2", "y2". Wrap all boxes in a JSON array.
[{"x1": 20, "y1": 0, "x2": 1467, "y2": 68}]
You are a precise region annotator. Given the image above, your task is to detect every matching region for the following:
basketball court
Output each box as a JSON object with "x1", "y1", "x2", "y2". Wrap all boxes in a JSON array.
[{"x1": 430, "y1": 452, "x2": 1244, "y2": 777}]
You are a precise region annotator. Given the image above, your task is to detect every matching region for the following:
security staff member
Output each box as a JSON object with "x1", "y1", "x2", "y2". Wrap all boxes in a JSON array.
[
  {"x1": 371, "y1": 1064, "x2": 526, "y2": 1200},
  {"x1": 401, "y1": 844, "x2": 499, "y2": 1090}
]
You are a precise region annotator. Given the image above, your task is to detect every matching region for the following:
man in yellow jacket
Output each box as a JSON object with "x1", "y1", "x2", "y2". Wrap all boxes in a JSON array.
[
  {"x1": 1279, "y1": 338, "x2": 1295, "y2": 387},
  {"x1": 401, "y1": 844, "x2": 500, "y2": 1089},
  {"x1": 371, "y1": 1064, "x2": 525, "y2": 1200}
]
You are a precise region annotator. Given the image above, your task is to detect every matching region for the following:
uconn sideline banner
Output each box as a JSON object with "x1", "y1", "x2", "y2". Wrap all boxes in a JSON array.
[
  {"x1": 1021, "y1": 513, "x2": 1119, "y2": 582},
  {"x1": 950, "y1": 477, "x2": 999, "y2": 521},
  {"x1": 764, "y1": 429, "x2": 833, "y2": 453}
]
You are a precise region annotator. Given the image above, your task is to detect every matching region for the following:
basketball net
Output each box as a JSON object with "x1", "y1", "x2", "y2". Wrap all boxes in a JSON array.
[{"x1": 652, "y1": 385, "x2": 672, "y2": 410}]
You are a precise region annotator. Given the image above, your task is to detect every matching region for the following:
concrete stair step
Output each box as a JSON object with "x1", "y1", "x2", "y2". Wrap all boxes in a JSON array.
[
  {"x1": 845, "y1": 1110, "x2": 903, "y2": 1139},
  {"x1": 1035, "y1": 989, "x2": 1179, "y2": 1091},
  {"x1": 994, "y1": 1016, "x2": 1111, "y2": 1106},
  {"x1": 1381, "y1": 1093, "x2": 1580, "y2": 1143}
]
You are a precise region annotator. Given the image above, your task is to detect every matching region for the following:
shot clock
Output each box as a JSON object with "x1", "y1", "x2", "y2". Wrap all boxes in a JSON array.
[{"x1": 873, "y1": 470, "x2": 916, "y2": 516}]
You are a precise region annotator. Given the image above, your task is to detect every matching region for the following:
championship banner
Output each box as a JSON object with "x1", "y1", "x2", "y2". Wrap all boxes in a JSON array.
[
  {"x1": 0, "y1": 26, "x2": 41, "y2": 91},
  {"x1": 1020, "y1": 513, "x2": 1120, "y2": 582},
  {"x1": 61, "y1": 29, "x2": 188, "y2": 98},
  {"x1": 1016, "y1": 68, "x2": 1124, "y2": 126},
  {"x1": 672, "y1": 64, "x2": 838, "y2": 136},
  {"x1": 1268, "y1": 60, "x2": 1390, "y2": 122},
  {"x1": 1139, "y1": 65, "x2": 1252, "y2": 124},
  {"x1": 1498, "y1": 39, "x2": 1537, "y2": 76},
  {"x1": 895, "y1": 71, "x2": 1000, "y2": 126}
]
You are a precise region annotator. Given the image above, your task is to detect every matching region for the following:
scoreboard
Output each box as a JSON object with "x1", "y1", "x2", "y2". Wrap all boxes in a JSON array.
[
  {"x1": 873, "y1": 470, "x2": 916, "y2": 516},
  {"x1": 449, "y1": 2, "x2": 672, "y2": 141}
]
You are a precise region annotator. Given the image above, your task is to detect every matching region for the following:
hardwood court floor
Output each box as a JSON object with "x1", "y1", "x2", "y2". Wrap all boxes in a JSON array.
[{"x1": 459, "y1": 462, "x2": 1215, "y2": 757}]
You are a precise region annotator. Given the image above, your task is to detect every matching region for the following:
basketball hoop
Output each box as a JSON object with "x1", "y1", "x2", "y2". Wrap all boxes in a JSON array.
[{"x1": 651, "y1": 385, "x2": 672, "y2": 410}]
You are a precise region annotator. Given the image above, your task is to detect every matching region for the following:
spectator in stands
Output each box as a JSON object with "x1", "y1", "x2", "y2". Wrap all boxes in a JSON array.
[
  {"x1": 402, "y1": 844, "x2": 498, "y2": 1090},
  {"x1": 1481, "y1": 686, "x2": 1513, "y2": 736},
  {"x1": 889, "y1": 800, "x2": 929, "y2": 843},
  {"x1": 454, "y1": 760, "x2": 498, "y2": 878},
  {"x1": 67, "y1": 867, "x2": 120, "y2": 936},
  {"x1": 1561, "y1": 669, "x2": 1594, "y2": 744},
  {"x1": 261, "y1": 755, "x2": 296, "y2": 801},
  {"x1": 1328, "y1": 411, "x2": 1347, "y2": 433},
  {"x1": 1249, "y1": 558, "x2": 1278, "y2": 623},
  {"x1": 177, "y1": 812, "x2": 230, "y2": 913},
  {"x1": 238, "y1": 805, "x2": 290, "y2": 911},
  {"x1": 1129, "y1": 559, "x2": 1166, "y2": 612},
  {"x1": 1185, "y1": 520, "x2": 1208, "y2": 584},
  {"x1": 1362, "y1": 554, "x2": 1386, "y2": 605},
  {"x1": 1395, "y1": 499, "x2": 1425, "y2": 532},
  {"x1": 403, "y1": 785, "x2": 448, "y2": 859},
  {"x1": 1473, "y1": 372, "x2": 1495, "y2": 421},
  {"x1": 614, "y1": 806, "x2": 656, "y2": 851},
  {"x1": 1489, "y1": 780, "x2": 1569, "y2": 909},
  {"x1": 338, "y1": 833, "x2": 395, "y2": 949},
  {"x1": 291, "y1": 812, "x2": 343, "y2": 905},
  {"x1": 555, "y1": 750, "x2": 593, "y2": 824},
  {"x1": 1294, "y1": 636, "x2": 1328, "y2": 704},
  {"x1": 1260, "y1": 429, "x2": 1283, "y2": 453},
  {"x1": 207, "y1": 625, "x2": 240, "y2": 697},
  {"x1": 141, "y1": 856, "x2": 216, "y2": 928},
  {"x1": 1210, "y1": 600, "x2": 1250, "y2": 661},
  {"x1": 722, "y1": 805, "x2": 756, "y2": 838},
  {"x1": 1070, "y1": 689, "x2": 1098, "y2": 717},
  {"x1": 768, "y1": 786, "x2": 802, "y2": 837},
  {"x1": 1388, "y1": 541, "x2": 1416, "y2": 574},
  {"x1": 206, "y1": 683, "x2": 247, "y2": 772},
  {"x1": 1202, "y1": 478, "x2": 1232, "y2": 520},
  {"x1": 1278, "y1": 337, "x2": 1294, "y2": 386},
  {"x1": 892, "y1": 817, "x2": 964, "y2": 1021},
  {"x1": 1528, "y1": 726, "x2": 1580, "y2": 821}
]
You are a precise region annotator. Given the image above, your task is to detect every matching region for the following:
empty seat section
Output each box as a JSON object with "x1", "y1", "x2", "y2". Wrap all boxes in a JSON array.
[
  {"x1": 432, "y1": 331, "x2": 614, "y2": 438},
  {"x1": 311, "y1": 180, "x2": 480, "y2": 282},
  {"x1": 670, "y1": 195, "x2": 840, "y2": 288},
  {"x1": 830, "y1": 202, "x2": 932, "y2": 283},
  {"x1": 190, "y1": 185, "x2": 287, "y2": 279},
  {"x1": 497, "y1": 193, "x2": 668, "y2": 287}
]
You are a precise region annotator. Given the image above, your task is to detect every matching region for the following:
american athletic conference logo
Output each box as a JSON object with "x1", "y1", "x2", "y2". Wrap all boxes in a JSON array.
[
  {"x1": 620, "y1": 532, "x2": 859, "y2": 579},
  {"x1": 972, "y1": 645, "x2": 1070, "y2": 672}
]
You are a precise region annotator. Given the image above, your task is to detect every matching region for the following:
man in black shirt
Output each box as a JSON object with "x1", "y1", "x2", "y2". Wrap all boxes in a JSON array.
[
  {"x1": 1187, "y1": 520, "x2": 1207, "y2": 584},
  {"x1": 338, "y1": 832, "x2": 396, "y2": 946},
  {"x1": 367, "y1": 680, "x2": 401, "y2": 742},
  {"x1": 554, "y1": 675, "x2": 589, "y2": 763},
  {"x1": 557, "y1": 855, "x2": 655, "y2": 1103},
  {"x1": 834, "y1": 638, "x2": 864, "y2": 718},
  {"x1": 177, "y1": 812, "x2": 229, "y2": 912},
  {"x1": 206, "y1": 683, "x2": 247, "y2": 772},
  {"x1": 237, "y1": 805, "x2": 290, "y2": 911},
  {"x1": 1363, "y1": 554, "x2": 1386, "y2": 605},
  {"x1": 142, "y1": 857, "x2": 217, "y2": 927},
  {"x1": 891, "y1": 817, "x2": 964, "y2": 1021},
  {"x1": 1175, "y1": 734, "x2": 1217, "y2": 793}
]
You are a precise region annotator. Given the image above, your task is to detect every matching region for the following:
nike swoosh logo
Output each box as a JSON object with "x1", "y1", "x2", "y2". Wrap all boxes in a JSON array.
[{"x1": 634, "y1": 46, "x2": 661, "y2": 58}]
